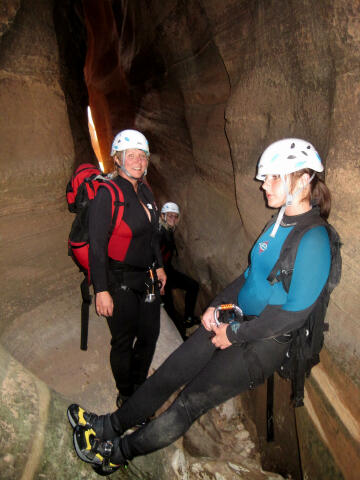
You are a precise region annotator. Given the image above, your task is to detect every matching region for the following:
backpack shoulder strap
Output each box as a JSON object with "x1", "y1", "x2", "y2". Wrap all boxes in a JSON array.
[
  {"x1": 267, "y1": 215, "x2": 327, "y2": 293},
  {"x1": 324, "y1": 223, "x2": 342, "y2": 292},
  {"x1": 270, "y1": 213, "x2": 342, "y2": 409},
  {"x1": 98, "y1": 180, "x2": 125, "y2": 235}
]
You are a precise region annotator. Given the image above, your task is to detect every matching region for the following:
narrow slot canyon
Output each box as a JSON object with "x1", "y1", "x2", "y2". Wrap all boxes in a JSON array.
[{"x1": 0, "y1": 1, "x2": 359, "y2": 479}]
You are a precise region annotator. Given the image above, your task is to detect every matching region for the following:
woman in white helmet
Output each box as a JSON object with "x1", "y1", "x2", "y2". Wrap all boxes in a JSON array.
[
  {"x1": 159, "y1": 202, "x2": 199, "y2": 340},
  {"x1": 68, "y1": 138, "x2": 341, "y2": 475},
  {"x1": 87, "y1": 129, "x2": 166, "y2": 409}
]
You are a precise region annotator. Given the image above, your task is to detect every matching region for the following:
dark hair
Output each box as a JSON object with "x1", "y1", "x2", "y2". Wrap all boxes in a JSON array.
[{"x1": 291, "y1": 169, "x2": 331, "y2": 220}]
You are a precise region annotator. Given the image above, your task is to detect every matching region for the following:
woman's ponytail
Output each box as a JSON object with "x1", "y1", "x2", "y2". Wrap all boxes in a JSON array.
[
  {"x1": 291, "y1": 169, "x2": 332, "y2": 220},
  {"x1": 310, "y1": 174, "x2": 331, "y2": 220}
]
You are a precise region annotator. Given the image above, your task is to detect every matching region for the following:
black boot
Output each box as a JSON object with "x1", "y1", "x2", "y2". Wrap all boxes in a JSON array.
[
  {"x1": 73, "y1": 426, "x2": 128, "y2": 476},
  {"x1": 67, "y1": 404, "x2": 118, "y2": 439}
]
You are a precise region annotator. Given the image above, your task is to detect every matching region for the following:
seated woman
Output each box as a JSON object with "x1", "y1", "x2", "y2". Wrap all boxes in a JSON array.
[
  {"x1": 67, "y1": 138, "x2": 341, "y2": 476},
  {"x1": 159, "y1": 202, "x2": 200, "y2": 340}
]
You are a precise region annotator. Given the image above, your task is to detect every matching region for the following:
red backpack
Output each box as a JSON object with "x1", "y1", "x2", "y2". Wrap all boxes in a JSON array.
[
  {"x1": 66, "y1": 163, "x2": 125, "y2": 349},
  {"x1": 66, "y1": 163, "x2": 125, "y2": 279}
]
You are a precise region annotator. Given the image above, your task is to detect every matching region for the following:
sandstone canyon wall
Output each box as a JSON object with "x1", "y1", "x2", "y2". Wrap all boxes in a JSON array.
[{"x1": 0, "y1": 0, "x2": 359, "y2": 479}]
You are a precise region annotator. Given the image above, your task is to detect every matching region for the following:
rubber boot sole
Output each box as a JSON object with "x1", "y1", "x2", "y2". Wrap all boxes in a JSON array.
[
  {"x1": 92, "y1": 464, "x2": 120, "y2": 477},
  {"x1": 67, "y1": 408, "x2": 77, "y2": 429}
]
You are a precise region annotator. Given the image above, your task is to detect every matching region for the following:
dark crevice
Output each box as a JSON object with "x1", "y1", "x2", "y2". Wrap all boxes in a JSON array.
[{"x1": 53, "y1": 0, "x2": 95, "y2": 168}]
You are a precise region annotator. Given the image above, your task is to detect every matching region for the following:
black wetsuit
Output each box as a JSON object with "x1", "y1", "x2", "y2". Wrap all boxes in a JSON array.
[
  {"x1": 106, "y1": 208, "x2": 334, "y2": 462},
  {"x1": 159, "y1": 225, "x2": 199, "y2": 339},
  {"x1": 89, "y1": 176, "x2": 162, "y2": 397}
]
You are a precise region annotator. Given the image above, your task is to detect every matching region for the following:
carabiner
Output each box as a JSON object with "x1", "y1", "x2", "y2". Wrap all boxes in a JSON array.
[{"x1": 213, "y1": 304, "x2": 243, "y2": 327}]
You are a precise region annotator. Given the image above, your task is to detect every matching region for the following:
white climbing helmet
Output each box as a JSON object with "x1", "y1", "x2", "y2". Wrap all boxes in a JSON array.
[
  {"x1": 256, "y1": 138, "x2": 323, "y2": 180},
  {"x1": 257, "y1": 138, "x2": 324, "y2": 238},
  {"x1": 110, "y1": 129, "x2": 150, "y2": 157},
  {"x1": 161, "y1": 202, "x2": 180, "y2": 215}
]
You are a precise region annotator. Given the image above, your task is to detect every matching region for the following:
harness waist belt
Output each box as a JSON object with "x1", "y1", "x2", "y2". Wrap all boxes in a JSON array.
[{"x1": 109, "y1": 259, "x2": 149, "y2": 273}]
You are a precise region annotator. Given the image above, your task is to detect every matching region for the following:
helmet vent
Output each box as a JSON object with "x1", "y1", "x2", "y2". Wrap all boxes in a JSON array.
[
  {"x1": 301, "y1": 151, "x2": 308, "y2": 156},
  {"x1": 307, "y1": 145, "x2": 311, "y2": 149},
  {"x1": 287, "y1": 155, "x2": 296, "y2": 159},
  {"x1": 291, "y1": 143, "x2": 295, "y2": 148}
]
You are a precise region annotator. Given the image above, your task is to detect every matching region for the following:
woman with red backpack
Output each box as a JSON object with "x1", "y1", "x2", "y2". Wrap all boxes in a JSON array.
[{"x1": 89, "y1": 129, "x2": 166, "y2": 408}]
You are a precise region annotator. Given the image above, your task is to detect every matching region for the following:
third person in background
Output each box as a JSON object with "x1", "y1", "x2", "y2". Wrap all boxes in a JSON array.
[{"x1": 159, "y1": 202, "x2": 200, "y2": 340}]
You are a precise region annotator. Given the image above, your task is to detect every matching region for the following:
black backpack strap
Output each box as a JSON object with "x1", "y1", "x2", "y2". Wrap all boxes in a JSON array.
[
  {"x1": 266, "y1": 373, "x2": 275, "y2": 442},
  {"x1": 97, "y1": 180, "x2": 125, "y2": 236},
  {"x1": 266, "y1": 213, "x2": 336, "y2": 421},
  {"x1": 80, "y1": 277, "x2": 92, "y2": 351},
  {"x1": 267, "y1": 215, "x2": 327, "y2": 293},
  {"x1": 272, "y1": 217, "x2": 341, "y2": 409},
  {"x1": 292, "y1": 329, "x2": 308, "y2": 407},
  {"x1": 324, "y1": 224, "x2": 342, "y2": 292}
]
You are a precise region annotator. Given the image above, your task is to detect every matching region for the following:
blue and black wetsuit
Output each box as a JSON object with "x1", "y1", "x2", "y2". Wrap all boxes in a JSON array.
[
  {"x1": 89, "y1": 175, "x2": 163, "y2": 397},
  {"x1": 107, "y1": 208, "x2": 332, "y2": 461},
  {"x1": 219, "y1": 213, "x2": 331, "y2": 343}
]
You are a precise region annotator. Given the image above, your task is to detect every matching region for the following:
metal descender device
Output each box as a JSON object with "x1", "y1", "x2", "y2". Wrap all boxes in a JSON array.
[
  {"x1": 145, "y1": 268, "x2": 157, "y2": 303},
  {"x1": 213, "y1": 303, "x2": 244, "y2": 327}
]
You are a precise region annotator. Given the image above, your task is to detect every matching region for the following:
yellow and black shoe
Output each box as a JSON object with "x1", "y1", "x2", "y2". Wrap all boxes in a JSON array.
[
  {"x1": 67, "y1": 404, "x2": 97, "y2": 429},
  {"x1": 67, "y1": 404, "x2": 117, "y2": 440},
  {"x1": 73, "y1": 426, "x2": 127, "y2": 476}
]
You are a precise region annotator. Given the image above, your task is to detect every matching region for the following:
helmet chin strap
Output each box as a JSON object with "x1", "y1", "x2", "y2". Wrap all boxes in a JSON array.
[
  {"x1": 270, "y1": 173, "x2": 315, "y2": 238},
  {"x1": 114, "y1": 152, "x2": 147, "y2": 181}
]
